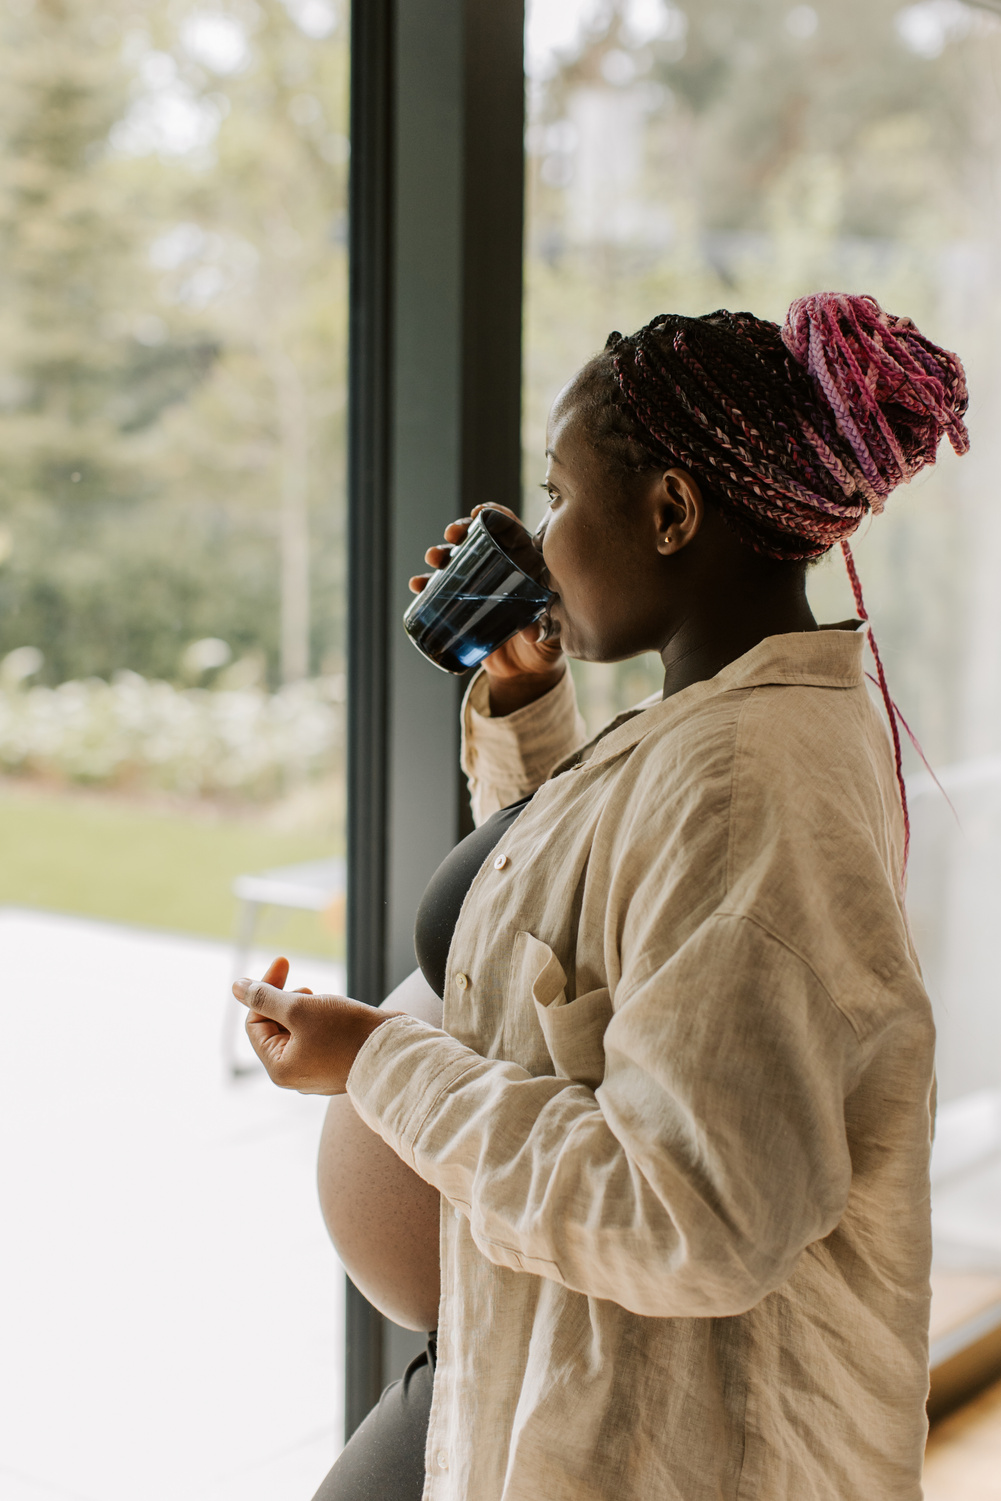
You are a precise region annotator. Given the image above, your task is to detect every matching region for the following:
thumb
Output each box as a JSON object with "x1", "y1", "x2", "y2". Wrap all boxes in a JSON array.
[
  {"x1": 233, "y1": 977, "x2": 294, "y2": 1024},
  {"x1": 262, "y1": 955, "x2": 290, "y2": 989}
]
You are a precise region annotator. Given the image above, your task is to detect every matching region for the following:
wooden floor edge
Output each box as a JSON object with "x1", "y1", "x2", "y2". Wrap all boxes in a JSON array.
[{"x1": 929, "y1": 1301, "x2": 1001, "y2": 1425}]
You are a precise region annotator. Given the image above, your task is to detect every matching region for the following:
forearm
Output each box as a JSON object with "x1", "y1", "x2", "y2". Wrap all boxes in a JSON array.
[
  {"x1": 347, "y1": 1018, "x2": 760, "y2": 1318},
  {"x1": 347, "y1": 925, "x2": 857, "y2": 1319}
]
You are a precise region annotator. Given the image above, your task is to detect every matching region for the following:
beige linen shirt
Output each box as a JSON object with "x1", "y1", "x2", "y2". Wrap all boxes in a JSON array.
[{"x1": 348, "y1": 627, "x2": 935, "y2": 1501}]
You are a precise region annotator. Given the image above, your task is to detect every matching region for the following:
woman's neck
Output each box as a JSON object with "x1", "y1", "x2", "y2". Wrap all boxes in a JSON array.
[{"x1": 660, "y1": 592, "x2": 817, "y2": 700}]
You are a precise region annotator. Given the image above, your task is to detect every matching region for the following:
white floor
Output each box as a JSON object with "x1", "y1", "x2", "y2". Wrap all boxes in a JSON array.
[{"x1": 0, "y1": 909, "x2": 346, "y2": 1501}]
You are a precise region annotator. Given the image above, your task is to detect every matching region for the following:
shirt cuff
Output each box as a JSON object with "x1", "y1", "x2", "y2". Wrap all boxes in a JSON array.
[
  {"x1": 347, "y1": 1012, "x2": 483, "y2": 1174},
  {"x1": 459, "y1": 667, "x2": 586, "y2": 822}
]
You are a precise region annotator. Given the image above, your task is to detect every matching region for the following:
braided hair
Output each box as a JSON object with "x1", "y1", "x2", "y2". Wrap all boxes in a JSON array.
[
  {"x1": 574, "y1": 292, "x2": 971, "y2": 869},
  {"x1": 577, "y1": 293, "x2": 969, "y2": 561}
]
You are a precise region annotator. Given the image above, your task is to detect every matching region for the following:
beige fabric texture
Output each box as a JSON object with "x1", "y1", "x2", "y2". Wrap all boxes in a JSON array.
[
  {"x1": 348, "y1": 628, "x2": 935, "y2": 1501},
  {"x1": 459, "y1": 664, "x2": 589, "y2": 825}
]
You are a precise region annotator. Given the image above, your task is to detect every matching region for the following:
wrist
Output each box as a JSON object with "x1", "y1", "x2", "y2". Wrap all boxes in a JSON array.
[
  {"x1": 486, "y1": 662, "x2": 566, "y2": 717},
  {"x1": 355, "y1": 1005, "x2": 397, "y2": 1049},
  {"x1": 339, "y1": 1005, "x2": 398, "y2": 1093}
]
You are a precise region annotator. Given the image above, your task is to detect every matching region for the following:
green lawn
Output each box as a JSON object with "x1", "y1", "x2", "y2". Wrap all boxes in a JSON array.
[{"x1": 0, "y1": 782, "x2": 344, "y2": 958}]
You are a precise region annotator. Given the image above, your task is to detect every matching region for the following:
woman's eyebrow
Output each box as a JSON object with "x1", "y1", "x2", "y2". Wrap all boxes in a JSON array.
[{"x1": 544, "y1": 448, "x2": 561, "y2": 463}]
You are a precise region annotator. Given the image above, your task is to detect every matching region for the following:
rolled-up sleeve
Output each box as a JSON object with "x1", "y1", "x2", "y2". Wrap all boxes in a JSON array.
[
  {"x1": 347, "y1": 910, "x2": 862, "y2": 1319},
  {"x1": 460, "y1": 667, "x2": 587, "y2": 825}
]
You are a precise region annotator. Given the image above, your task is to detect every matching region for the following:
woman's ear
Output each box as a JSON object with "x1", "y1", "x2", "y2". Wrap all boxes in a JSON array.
[{"x1": 654, "y1": 468, "x2": 704, "y2": 556}]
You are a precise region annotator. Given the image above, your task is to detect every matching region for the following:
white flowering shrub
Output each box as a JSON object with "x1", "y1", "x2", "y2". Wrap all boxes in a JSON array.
[{"x1": 0, "y1": 670, "x2": 344, "y2": 798}]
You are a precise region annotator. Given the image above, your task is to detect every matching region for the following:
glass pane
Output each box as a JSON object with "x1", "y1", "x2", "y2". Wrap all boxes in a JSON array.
[
  {"x1": 525, "y1": 0, "x2": 991, "y2": 756},
  {"x1": 524, "y1": 0, "x2": 1001, "y2": 1364},
  {"x1": 0, "y1": 0, "x2": 348, "y2": 1494}
]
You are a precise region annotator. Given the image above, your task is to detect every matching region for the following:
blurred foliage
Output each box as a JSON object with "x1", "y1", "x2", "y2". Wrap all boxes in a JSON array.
[
  {"x1": 0, "y1": 0, "x2": 348, "y2": 688},
  {"x1": 0, "y1": 668, "x2": 344, "y2": 797},
  {"x1": 524, "y1": 0, "x2": 1001, "y2": 763}
]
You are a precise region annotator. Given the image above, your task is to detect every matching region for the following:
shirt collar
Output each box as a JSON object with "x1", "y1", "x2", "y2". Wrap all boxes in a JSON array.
[
  {"x1": 710, "y1": 619, "x2": 865, "y2": 694},
  {"x1": 574, "y1": 622, "x2": 866, "y2": 773}
]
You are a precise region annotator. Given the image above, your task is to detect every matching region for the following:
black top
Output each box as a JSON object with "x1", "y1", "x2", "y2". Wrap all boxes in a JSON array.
[{"x1": 414, "y1": 795, "x2": 533, "y2": 998}]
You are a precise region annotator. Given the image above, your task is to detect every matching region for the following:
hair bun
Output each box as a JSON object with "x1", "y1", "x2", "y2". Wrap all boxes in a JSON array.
[{"x1": 781, "y1": 292, "x2": 969, "y2": 510}]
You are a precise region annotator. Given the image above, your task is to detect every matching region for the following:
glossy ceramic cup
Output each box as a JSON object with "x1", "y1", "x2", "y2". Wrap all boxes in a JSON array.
[{"x1": 403, "y1": 507, "x2": 555, "y2": 675}]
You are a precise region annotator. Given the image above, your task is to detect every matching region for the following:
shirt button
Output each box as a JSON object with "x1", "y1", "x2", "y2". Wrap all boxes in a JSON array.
[
  {"x1": 454, "y1": 972, "x2": 469, "y2": 990},
  {"x1": 453, "y1": 1205, "x2": 462, "y2": 1220},
  {"x1": 437, "y1": 1451, "x2": 449, "y2": 1469},
  {"x1": 493, "y1": 853, "x2": 509, "y2": 870}
]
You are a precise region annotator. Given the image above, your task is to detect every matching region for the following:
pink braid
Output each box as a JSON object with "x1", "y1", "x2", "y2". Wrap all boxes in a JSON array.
[
  {"x1": 841, "y1": 540, "x2": 910, "y2": 872},
  {"x1": 781, "y1": 293, "x2": 970, "y2": 501},
  {"x1": 785, "y1": 294, "x2": 971, "y2": 878}
]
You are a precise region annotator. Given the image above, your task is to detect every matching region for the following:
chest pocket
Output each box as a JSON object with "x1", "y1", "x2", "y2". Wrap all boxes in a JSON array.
[{"x1": 510, "y1": 930, "x2": 612, "y2": 1091}]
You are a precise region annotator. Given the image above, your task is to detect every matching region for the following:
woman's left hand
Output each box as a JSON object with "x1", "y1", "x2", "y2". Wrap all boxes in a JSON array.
[{"x1": 233, "y1": 957, "x2": 397, "y2": 1094}]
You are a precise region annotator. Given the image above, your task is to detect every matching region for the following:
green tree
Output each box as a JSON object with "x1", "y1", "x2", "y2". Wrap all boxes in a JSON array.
[
  {"x1": 0, "y1": 0, "x2": 216, "y2": 514},
  {"x1": 147, "y1": 0, "x2": 350, "y2": 683},
  {"x1": 0, "y1": 0, "x2": 349, "y2": 688}
]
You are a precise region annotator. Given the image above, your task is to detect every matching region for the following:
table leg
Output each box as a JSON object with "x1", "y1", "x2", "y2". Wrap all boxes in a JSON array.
[{"x1": 225, "y1": 898, "x2": 262, "y2": 1079}]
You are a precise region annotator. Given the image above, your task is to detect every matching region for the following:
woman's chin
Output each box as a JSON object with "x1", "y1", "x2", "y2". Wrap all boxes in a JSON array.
[
  {"x1": 549, "y1": 610, "x2": 623, "y2": 664},
  {"x1": 562, "y1": 643, "x2": 604, "y2": 664}
]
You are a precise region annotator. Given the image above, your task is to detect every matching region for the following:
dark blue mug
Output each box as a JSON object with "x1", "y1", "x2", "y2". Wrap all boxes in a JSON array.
[{"x1": 403, "y1": 507, "x2": 555, "y2": 675}]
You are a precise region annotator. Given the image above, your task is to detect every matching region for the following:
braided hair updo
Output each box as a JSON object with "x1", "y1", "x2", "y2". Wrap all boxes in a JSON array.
[
  {"x1": 576, "y1": 293, "x2": 969, "y2": 562},
  {"x1": 572, "y1": 292, "x2": 970, "y2": 872}
]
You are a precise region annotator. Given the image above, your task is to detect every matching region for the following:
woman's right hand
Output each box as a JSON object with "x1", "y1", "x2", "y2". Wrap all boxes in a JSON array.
[{"x1": 409, "y1": 505, "x2": 566, "y2": 714}]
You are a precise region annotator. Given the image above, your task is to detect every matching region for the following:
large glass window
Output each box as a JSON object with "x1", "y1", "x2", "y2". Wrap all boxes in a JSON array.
[
  {"x1": 524, "y1": 0, "x2": 1001, "y2": 1393},
  {"x1": 0, "y1": 1, "x2": 349, "y2": 1494}
]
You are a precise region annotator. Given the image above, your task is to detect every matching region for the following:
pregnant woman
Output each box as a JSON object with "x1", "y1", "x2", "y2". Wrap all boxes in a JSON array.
[{"x1": 236, "y1": 294, "x2": 968, "y2": 1501}]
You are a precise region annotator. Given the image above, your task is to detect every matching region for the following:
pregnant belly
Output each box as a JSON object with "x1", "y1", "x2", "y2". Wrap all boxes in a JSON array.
[{"x1": 317, "y1": 969, "x2": 443, "y2": 1332}]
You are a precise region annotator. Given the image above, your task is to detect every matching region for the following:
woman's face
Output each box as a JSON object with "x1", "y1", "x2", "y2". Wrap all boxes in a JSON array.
[{"x1": 540, "y1": 382, "x2": 697, "y2": 662}]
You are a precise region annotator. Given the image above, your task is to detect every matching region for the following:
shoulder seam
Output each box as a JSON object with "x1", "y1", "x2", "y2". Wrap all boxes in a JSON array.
[{"x1": 715, "y1": 908, "x2": 865, "y2": 1044}]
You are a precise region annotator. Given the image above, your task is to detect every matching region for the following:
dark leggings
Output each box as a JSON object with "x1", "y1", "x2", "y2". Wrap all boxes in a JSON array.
[{"x1": 311, "y1": 1336, "x2": 436, "y2": 1501}]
